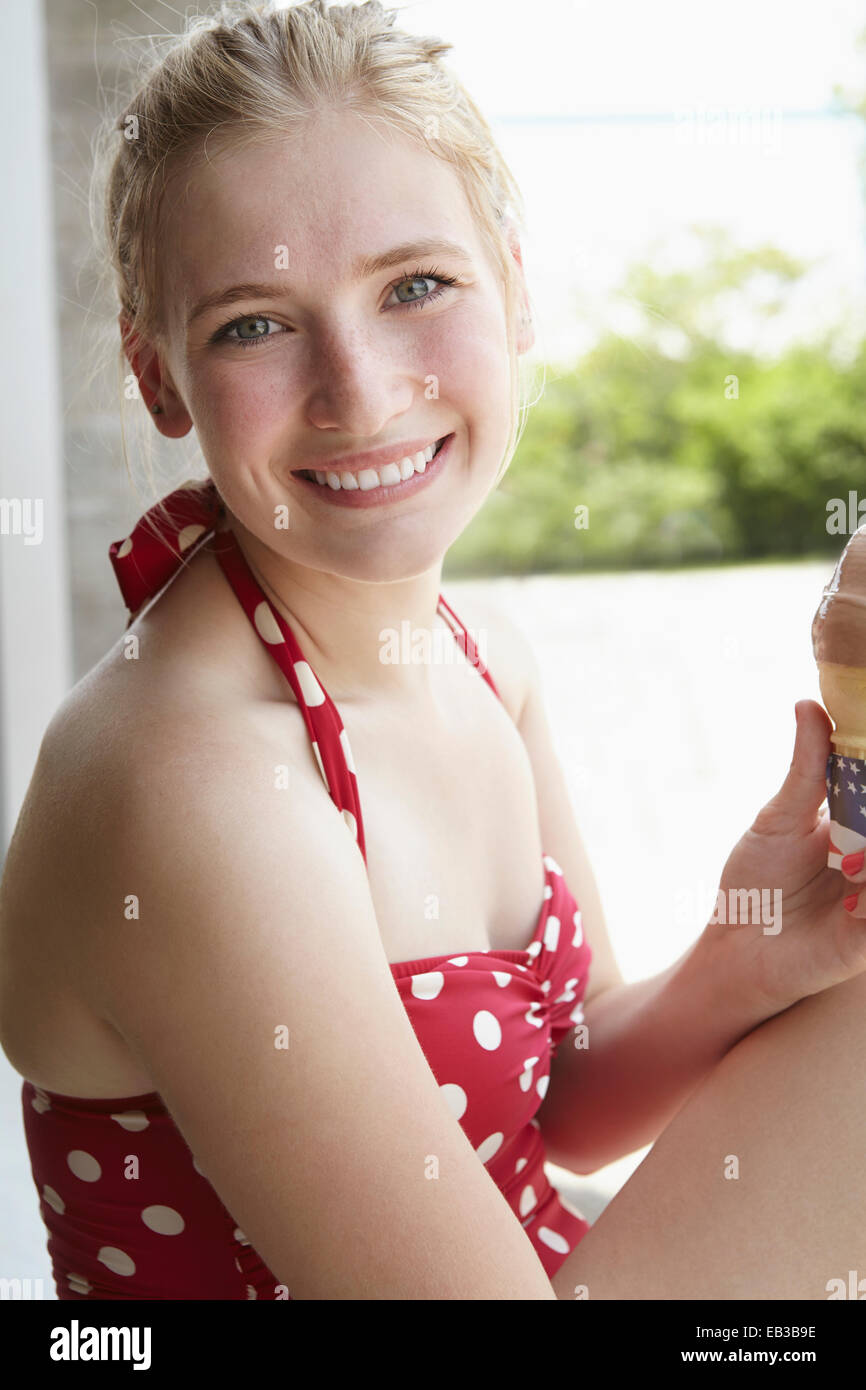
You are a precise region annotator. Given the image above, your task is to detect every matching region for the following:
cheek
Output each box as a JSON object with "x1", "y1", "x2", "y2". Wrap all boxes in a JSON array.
[
  {"x1": 423, "y1": 304, "x2": 511, "y2": 403},
  {"x1": 191, "y1": 359, "x2": 286, "y2": 444}
]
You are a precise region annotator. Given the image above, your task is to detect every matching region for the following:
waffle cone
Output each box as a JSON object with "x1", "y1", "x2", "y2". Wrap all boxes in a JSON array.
[{"x1": 817, "y1": 661, "x2": 866, "y2": 758}]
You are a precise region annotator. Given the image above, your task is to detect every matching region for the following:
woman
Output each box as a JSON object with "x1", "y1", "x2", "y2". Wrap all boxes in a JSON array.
[{"x1": 1, "y1": 0, "x2": 865, "y2": 1301}]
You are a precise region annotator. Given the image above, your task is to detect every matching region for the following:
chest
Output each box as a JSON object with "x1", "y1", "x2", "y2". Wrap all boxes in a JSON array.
[{"x1": 328, "y1": 674, "x2": 547, "y2": 966}]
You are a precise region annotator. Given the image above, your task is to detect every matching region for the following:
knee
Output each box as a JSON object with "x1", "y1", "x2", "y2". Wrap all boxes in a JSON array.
[{"x1": 722, "y1": 970, "x2": 866, "y2": 1085}]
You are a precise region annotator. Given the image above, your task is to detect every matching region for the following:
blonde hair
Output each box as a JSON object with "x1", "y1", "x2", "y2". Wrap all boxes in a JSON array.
[{"x1": 87, "y1": 0, "x2": 542, "y2": 511}]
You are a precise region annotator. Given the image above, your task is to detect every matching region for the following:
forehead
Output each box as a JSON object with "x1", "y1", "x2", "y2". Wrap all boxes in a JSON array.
[{"x1": 162, "y1": 108, "x2": 482, "y2": 325}]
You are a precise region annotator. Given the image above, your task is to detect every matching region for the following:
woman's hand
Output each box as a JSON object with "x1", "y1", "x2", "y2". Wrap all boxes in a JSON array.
[{"x1": 705, "y1": 699, "x2": 866, "y2": 1023}]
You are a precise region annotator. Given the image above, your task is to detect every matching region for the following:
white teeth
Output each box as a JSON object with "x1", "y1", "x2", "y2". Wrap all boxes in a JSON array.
[{"x1": 305, "y1": 439, "x2": 443, "y2": 491}]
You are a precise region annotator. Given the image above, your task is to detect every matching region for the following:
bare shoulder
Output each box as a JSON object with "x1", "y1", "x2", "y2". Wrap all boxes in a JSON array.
[
  {"x1": 4, "y1": 636, "x2": 316, "y2": 977},
  {"x1": 37, "y1": 647, "x2": 316, "y2": 876}
]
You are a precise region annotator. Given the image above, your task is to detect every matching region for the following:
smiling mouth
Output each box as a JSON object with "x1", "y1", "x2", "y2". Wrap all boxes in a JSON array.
[{"x1": 294, "y1": 436, "x2": 449, "y2": 491}]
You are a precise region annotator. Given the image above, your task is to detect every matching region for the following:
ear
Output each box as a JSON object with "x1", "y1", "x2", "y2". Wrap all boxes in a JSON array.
[
  {"x1": 502, "y1": 224, "x2": 535, "y2": 356},
  {"x1": 118, "y1": 312, "x2": 193, "y2": 439}
]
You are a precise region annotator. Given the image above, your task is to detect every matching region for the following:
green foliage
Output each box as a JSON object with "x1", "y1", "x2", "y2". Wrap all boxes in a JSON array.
[{"x1": 444, "y1": 230, "x2": 866, "y2": 577}]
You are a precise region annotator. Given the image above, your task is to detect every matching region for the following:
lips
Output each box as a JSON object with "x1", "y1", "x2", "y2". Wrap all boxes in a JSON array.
[
  {"x1": 291, "y1": 431, "x2": 455, "y2": 506},
  {"x1": 291, "y1": 435, "x2": 448, "y2": 481}
]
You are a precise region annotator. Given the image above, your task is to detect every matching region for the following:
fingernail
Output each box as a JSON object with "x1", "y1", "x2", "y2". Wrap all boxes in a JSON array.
[
  {"x1": 842, "y1": 851, "x2": 865, "y2": 875},
  {"x1": 844, "y1": 893, "x2": 860, "y2": 912}
]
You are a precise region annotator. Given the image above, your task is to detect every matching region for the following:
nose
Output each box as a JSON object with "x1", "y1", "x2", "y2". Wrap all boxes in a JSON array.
[{"x1": 303, "y1": 319, "x2": 416, "y2": 438}]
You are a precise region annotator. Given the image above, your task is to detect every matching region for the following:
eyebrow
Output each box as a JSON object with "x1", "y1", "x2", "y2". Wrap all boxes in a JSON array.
[{"x1": 186, "y1": 238, "x2": 474, "y2": 329}]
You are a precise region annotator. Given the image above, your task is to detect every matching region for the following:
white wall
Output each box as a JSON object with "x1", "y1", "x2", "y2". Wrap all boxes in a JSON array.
[{"x1": 0, "y1": 0, "x2": 71, "y2": 855}]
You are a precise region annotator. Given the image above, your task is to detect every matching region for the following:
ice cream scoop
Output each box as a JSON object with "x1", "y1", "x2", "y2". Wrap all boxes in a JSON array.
[{"x1": 813, "y1": 524, "x2": 866, "y2": 867}]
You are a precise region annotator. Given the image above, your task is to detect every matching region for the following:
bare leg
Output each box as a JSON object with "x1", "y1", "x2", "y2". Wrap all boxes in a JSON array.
[{"x1": 550, "y1": 969, "x2": 866, "y2": 1300}]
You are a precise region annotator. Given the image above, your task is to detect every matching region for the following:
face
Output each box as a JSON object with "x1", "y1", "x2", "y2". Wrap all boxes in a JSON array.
[{"x1": 140, "y1": 107, "x2": 530, "y2": 584}]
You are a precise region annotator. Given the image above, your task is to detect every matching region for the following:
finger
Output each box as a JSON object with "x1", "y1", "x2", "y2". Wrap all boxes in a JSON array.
[
  {"x1": 840, "y1": 848, "x2": 866, "y2": 884},
  {"x1": 751, "y1": 699, "x2": 833, "y2": 838},
  {"x1": 843, "y1": 886, "x2": 866, "y2": 919}
]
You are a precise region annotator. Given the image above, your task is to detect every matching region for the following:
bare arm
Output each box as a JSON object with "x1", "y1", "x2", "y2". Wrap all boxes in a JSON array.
[
  {"x1": 80, "y1": 720, "x2": 557, "y2": 1300},
  {"x1": 480, "y1": 601, "x2": 757, "y2": 1173},
  {"x1": 538, "y1": 931, "x2": 761, "y2": 1173}
]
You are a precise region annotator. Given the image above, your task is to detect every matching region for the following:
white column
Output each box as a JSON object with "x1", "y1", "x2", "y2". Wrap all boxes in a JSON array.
[{"x1": 0, "y1": 0, "x2": 71, "y2": 855}]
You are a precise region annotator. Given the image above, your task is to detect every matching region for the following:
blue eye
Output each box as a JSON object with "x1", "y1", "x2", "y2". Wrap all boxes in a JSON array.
[
  {"x1": 212, "y1": 315, "x2": 286, "y2": 350},
  {"x1": 209, "y1": 265, "x2": 461, "y2": 349},
  {"x1": 387, "y1": 268, "x2": 459, "y2": 310}
]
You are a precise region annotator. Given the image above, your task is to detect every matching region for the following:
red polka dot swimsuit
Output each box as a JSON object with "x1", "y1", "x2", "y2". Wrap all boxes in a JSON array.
[{"x1": 20, "y1": 478, "x2": 594, "y2": 1299}]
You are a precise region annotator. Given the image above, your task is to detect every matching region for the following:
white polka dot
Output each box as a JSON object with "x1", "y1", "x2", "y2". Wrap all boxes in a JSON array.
[
  {"x1": 234, "y1": 1228, "x2": 250, "y2": 1245},
  {"x1": 541, "y1": 979, "x2": 551, "y2": 993},
  {"x1": 491, "y1": 970, "x2": 511, "y2": 988},
  {"x1": 472, "y1": 1010, "x2": 502, "y2": 1051},
  {"x1": 294, "y1": 659, "x2": 325, "y2": 706},
  {"x1": 43, "y1": 1185, "x2": 65, "y2": 1214},
  {"x1": 310, "y1": 740, "x2": 329, "y2": 788},
  {"x1": 178, "y1": 523, "x2": 206, "y2": 552},
  {"x1": 572, "y1": 910, "x2": 583, "y2": 946},
  {"x1": 519, "y1": 1184, "x2": 537, "y2": 1217},
  {"x1": 235, "y1": 1256, "x2": 243, "y2": 1273},
  {"x1": 530, "y1": 1117, "x2": 541, "y2": 1131},
  {"x1": 536, "y1": 1073, "x2": 550, "y2": 1100},
  {"x1": 554, "y1": 977, "x2": 580, "y2": 1004},
  {"x1": 411, "y1": 970, "x2": 444, "y2": 1000},
  {"x1": 110, "y1": 1110, "x2": 149, "y2": 1132},
  {"x1": 537, "y1": 1226, "x2": 570, "y2": 1254},
  {"x1": 68, "y1": 1273, "x2": 91, "y2": 1295},
  {"x1": 439, "y1": 1083, "x2": 467, "y2": 1120},
  {"x1": 515, "y1": 1157, "x2": 528, "y2": 1173},
  {"x1": 543, "y1": 884, "x2": 553, "y2": 900},
  {"x1": 447, "y1": 956, "x2": 469, "y2": 967},
  {"x1": 476, "y1": 1132, "x2": 503, "y2": 1164},
  {"x1": 116, "y1": 537, "x2": 133, "y2": 559},
  {"x1": 342, "y1": 808, "x2": 357, "y2": 840},
  {"x1": 519, "y1": 1057, "x2": 539, "y2": 1091},
  {"x1": 543, "y1": 915, "x2": 560, "y2": 951},
  {"x1": 141, "y1": 1204, "x2": 185, "y2": 1235},
  {"x1": 67, "y1": 1150, "x2": 101, "y2": 1182},
  {"x1": 246, "y1": 1284, "x2": 257, "y2": 1299},
  {"x1": 543, "y1": 855, "x2": 563, "y2": 875},
  {"x1": 253, "y1": 600, "x2": 283, "y2": 645},
  {"x1": 570, "y1": 1002, "x2": 585, "y2": 1025},
  {"x1": 526, "y1": 940, "x2": 542, "y2": 960},
  {"x1": 31, "y1": 1089, "x2": 51, "y2": 1114},
  {"x1": 525, "y1": 1001, "x2": 545, "y2": 1028},
  {"x1": 97, "y1": 1247, "x2": 136, "y2": 1277},
  {"x1": 339, "y1": 727, "x2": 356, "y2": 774}
]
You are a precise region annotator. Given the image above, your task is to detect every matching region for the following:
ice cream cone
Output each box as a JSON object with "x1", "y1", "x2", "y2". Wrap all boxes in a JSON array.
[
  {"x1": 816, "y1": 662, "x2": 866, "y2": 759},
  {"x1": 813, "y1": 525, "x2": 866, "y2": 868}
]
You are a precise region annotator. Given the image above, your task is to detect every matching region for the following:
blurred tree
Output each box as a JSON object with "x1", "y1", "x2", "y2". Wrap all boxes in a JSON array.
[{"x1": 444, "y1": 227, "x2": 864, "y2": 578}]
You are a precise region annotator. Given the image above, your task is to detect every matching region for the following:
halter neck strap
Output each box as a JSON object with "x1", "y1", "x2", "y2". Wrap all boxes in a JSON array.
[
  {"x1": 108, "y1": 478, "x2": 224, "y2": 624},
  {"x1": 108, "y1": 477, "x2": 501, "y2": 702}
]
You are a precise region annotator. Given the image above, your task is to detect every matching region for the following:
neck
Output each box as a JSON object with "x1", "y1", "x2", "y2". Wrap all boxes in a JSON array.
[{"x1": 224, "y1": 511, "x2": 451, "y2": 707}]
